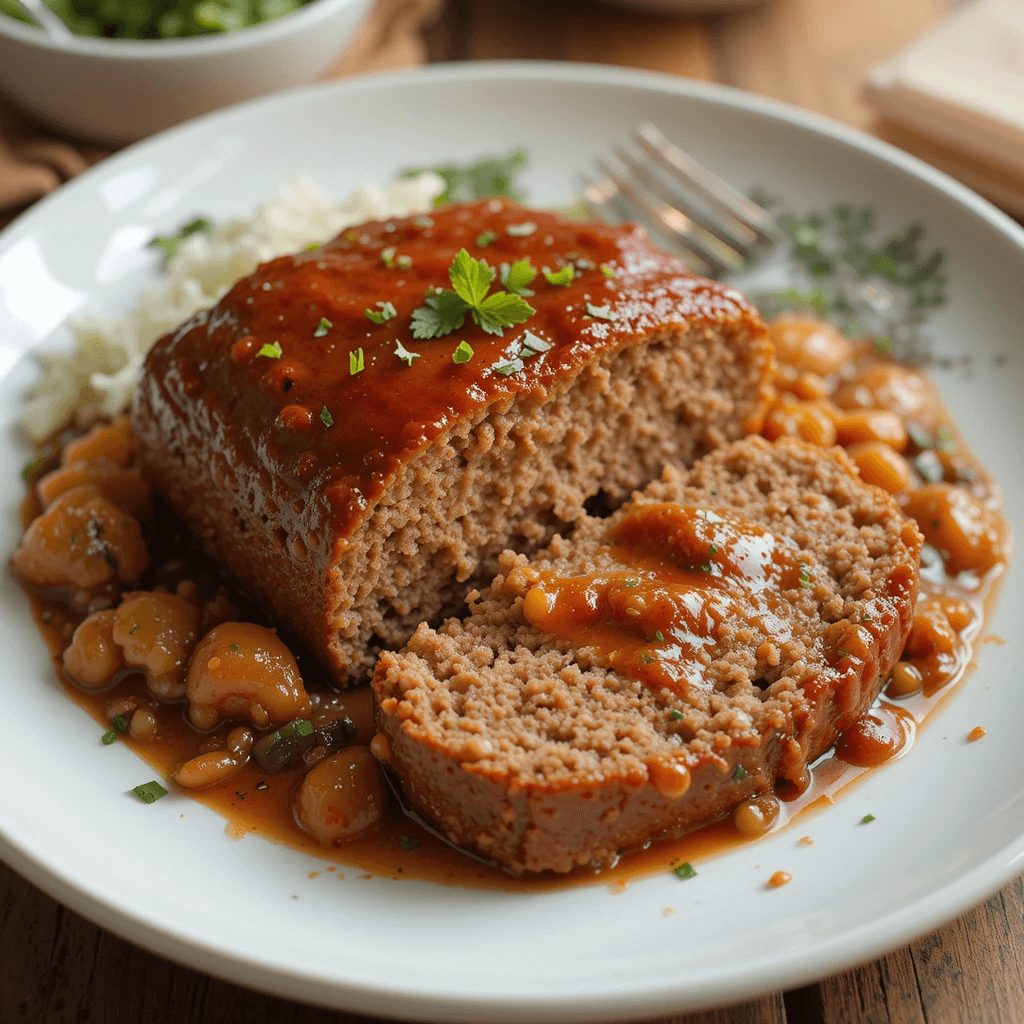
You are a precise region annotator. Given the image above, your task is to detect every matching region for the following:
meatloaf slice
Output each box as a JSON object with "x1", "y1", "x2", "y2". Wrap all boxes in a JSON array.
[
  {"x1": 132, "y1": 199, "x2": 770, "y2": 685},
  {"x1": 372, "y1": 437, "x2": 923, "y2": 874}
]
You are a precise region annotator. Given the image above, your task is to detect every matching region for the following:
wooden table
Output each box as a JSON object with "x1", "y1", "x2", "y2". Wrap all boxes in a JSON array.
[{"x1": 6, "y1": 1, "x2": 1024, "y2": 1022}]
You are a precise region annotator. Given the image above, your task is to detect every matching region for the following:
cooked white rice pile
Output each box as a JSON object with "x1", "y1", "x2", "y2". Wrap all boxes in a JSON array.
[{"x1": 22, "y1": 171, "x2": 445, "y2": 442}]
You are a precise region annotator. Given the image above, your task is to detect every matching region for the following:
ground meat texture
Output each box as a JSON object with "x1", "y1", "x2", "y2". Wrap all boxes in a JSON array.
[
  {"x1": 373, "y1": 437, "x2": 923, "y2": 874},
  {"x1": 132, "y1": 200, "x2": 771, "y2": 686}
]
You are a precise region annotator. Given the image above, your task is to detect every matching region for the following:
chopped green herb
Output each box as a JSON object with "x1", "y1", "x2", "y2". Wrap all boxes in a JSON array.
[
  {"x1": 624, "y1": 579, "x2": 639, "y2": 588},
  {"x1": 600, "y1": 263, "x2": 618, "y2": 279},
  {"x1": 303, "y1": 241, "x2": 321, "y2": 252},
  {"x1": 667, "y1": 709, "x2": 684, "y2": 721},
  {"x1": 397, "y1": 254, "x2": 413, "y2": 271},
  {"x1": 320, "y1": 406, "x2": 334, "y2": 428},
  {"x1": 229, "y1": 643, "x2": 240, "y2": 651},
  {"x1": 365, "y1": 302, "x2": 397, "y2": 325},
  {"x1": 132, "y1": 781, "x2": 168, "y2": 804},
  {"x1": 798, "y1": 562, "x2": 812, "y2": 588},
  {"x1": 701, "y1": 562, "x2": 712, "y2": 573},
  {"x1": 653, "y1": 631, "x2": 665, "y2": 643},
  {"x1": 501, "y1": 258, "x2": 537, "y2": 296},
  {"x1": 640, "y1": 653, "x2": 654, "y2": 664},
  {"x1": 519, "y1": 330, "x2": 552, "y2": 356},
  {"x1": 402, "y1": 149, "x2": 527, "y2": 206},
  {"x1": 112, "y1": 714, "x2": 128, "y2": 733},
  {"x1": 349, "y1": 348, "x2": 365, "y2": 375},
  {"x1": 708, "y1": 545, "x2": 718, "y2": 555},
  {"x1": 585, "y1": 302, "x2": 617, "y2": 321},
  {"x1": 861, "y1": 813, "x2": 876, "y2": 825},
  {"x1": 734, "y1": 765, "x2": 748, "y2": 780},
  {"x1": 544, "y1": 264, "x2": 575, "y2": 286},
  {"x1": 21, "y1": 452, "x2": 53, "y2": 481},
  {"x1": 476, "y1": 230, "x2": 498, "y2": 248},
  {"x1": 450, "y1": 248, "x2": 496, "y2": 306},
  {"x1": 673, "y1": 862, "x2": 697, "y2": 880},
  {"x1": 380, "y1": 247, "x2": 396, "y2": 269},
  {"x1": 862, "y1": 613, "x2": 873, "y2": 622},
  {"x1": 838, "y1": 648, "x2": 850, "y2": 659},
  {"x1": 314, "y1": 317, "x2": 332, "y2": 338},
  {"x1": 452, "y1": 340, "x2": 474, "y2": 364},
  {"x1": 257, "y1": 341, "x2": 283, "y2": 359},
  {"x1": 149, "y1": 217, "x2": 212, "y2": 262},
  {"x1": 295, "y1": 720, "x2": 314, "y2": 737},
  {"x1": 129, "y1": 623, "x2": 140, "y2": 635},
  {"x1": 493, "y1": 360, "x2": 523, "y2": 377},
  {"x1": 101, "y1": 730, "x2": 117, "y2": 745},
  {"x1": 394, "y1": 340, "x2": 421, "y2": 367},
  {"x1": 506, "y1": 221, "x2": 536, "y2": 237},
  {"x1": 400, "y1": 835, "x2": 419, "y2": 851},
  {"x1": 69, "y1": 534, "x2": 78, "y2": 545}
]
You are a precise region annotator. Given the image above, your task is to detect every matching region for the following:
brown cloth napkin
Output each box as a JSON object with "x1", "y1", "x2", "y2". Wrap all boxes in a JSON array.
[{"x1": 0, "y1": 0, "x2": 439, "y2": 221}]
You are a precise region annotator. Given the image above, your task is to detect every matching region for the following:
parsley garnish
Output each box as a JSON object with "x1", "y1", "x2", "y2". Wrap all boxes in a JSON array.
[
  {"x1": 132, "y1": 781, "x2": 168, "y2": 804},
  {"x1": 129, "y1": 623, "x2": 140, "y2": 635},
  {"x1": 501, "y1": 258, "x2": 537, "y2": 296},
  {"x1": 302, "y1": 241, "x2": 320, "y2": 252},
  {"x1": 667, "y1": 709, "x2": 684, "y2": 721},
  {"x1": 229, "y1": 643, "x2": 240, "y2": 651},
  {"x1": 476, "y1": 230, "x2": 497, "y2": 248},
  {"x1": 21, "y1": 451, "x2": 54, "y2": 481},
  {"x1": 624, "y1": 579, "x2": 639, "y2": 588},
  {"x1": 640, "y1": 653, "x2": 654, "y2": 664},
  {"x1": 520, "y1": 330, "x2": 551, "y2": 355},
  {"x1": 734, "y1": 765, "x2": 748, "y2": 780},
  {"x1": 493, "y1": 361, "x2": 522, "y2": 376},
  {"x1": 452, "y1": 341, "x2": 474, "y2": 364},
  {"x1": 365, "y1": 302, "x2": 397, "y2": 325},
  {"x1": 112, "y1": 714, "x2": 128, "y2": 733},
  {"x1": 507, "y1": 222, "x2": 536, "y2": 237},
  {"x1": 402, "y1": 149, "x2": 527, "y2": 205},
  {"x1": 397, "y1": 254, "x2": 413, "y2": 270},
  {"x1": 257, "y1": 341, "x2": 283, "y2": 359},
  {"x1": 149, "y1": 216, "x2": 212, "y2": 262},
  {"x1": 798, "y1": 562, "x2": 811, "y2": 588},
  {"x1": 673, "y1": 862, "x2": 697, "y2": 880},
  {"x1": 320, "y1": 406, "x2": 334, "y2": 428},
  {"x1": 600, "y1": 263, "x2": 617, "y2": 279},
  {"x1": 394, "y1": 340, "x2": 420, "y2": 366},
  {"x1": 399, "y1": 835, "x2": 419, "y2": 851},
  {"x1": 349, "y1": 348, "x2": 365, "y2": 375},
  {"x1": 860, "y1": 813, "x2": 876, "y2": 825},
  {"x1": 544, "y1": 265, "x2": 575, "y2": 286},
  {"x1": 411, "y1": 249, "x2": 535, "y2": 339},
  {"x1": 295, "y1": 720, "x2": 314, "y2": 736},
  {"x1": 585, "y1": 302, "x2": 617, "y2": 321},
  {"x1": 380, "y1": 247, "x2": 397, "y2": 268},
  {"x1": 653, "y1": 631, "x2": 665, "y2": 643},
  {"x1": 314, "y1": 317, "x2": 332, "y2": 338},
  {"x1": 101, "y1": 730, "x2": 117, "y2": 745}
]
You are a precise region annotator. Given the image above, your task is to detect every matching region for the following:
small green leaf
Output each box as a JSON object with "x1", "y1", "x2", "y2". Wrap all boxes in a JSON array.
[
  {"x1": 544, "y1": 264, "x2": 575, "y2": 286},
  {"x1": 101, "y1": 730, "x2": 117, "y2": 745},
  {"x1": 493, "y1": 360, "x2": 523, "y2": 376},
  {"x1": 653, "y1": 631, "x2": 665, "y2": 643},
  {"x1": 257, "y1": 341, "x2": 283, "y2": 359},
  {"x1": 673, "y1": 862, "x2": 697, "y2": 880},
  {"x1": 149, "y1": 217, "x2": 212, "y2": 262},
  {"x1": 449, "y1": 248, "x2": 495, "y2": 307},
  {"x1": 476, "y1": 230, "x2": 498, "y2": 248},
  {"x1": 295, "y1": 720, "x2": 314, "y2": 736},
  {"x1": 380, "y1": 247, "x2": 397, "y2": 269},
  {"x1": 734, "y1": 765, "x2": 748, "y2": 780},
  {"x1": 501, "y1": 258, "x2": 537, "y2": 296},
  {"x1": 667, "y1": 709, "x2": 684, "y2": 721},
  {"x1": 320, "y1": 406, "x2": 334, "y2": 428},
  {"x1": 473, "y1": 291, "x2": 536, "y2": 337},
  {"x1": 452, "y1": 340, "x2": 474, "y2": 364},
  {"x1": 112, "y1": 715, "x2": 128, "y2": 733},
  {"x1": 411, "y1": 290, "x2": 468, "y2": 339},
  {"x1": 349, "y1": 348, "x2": 365, "y2": 375},
  {"x1": 394, "y1": 340, "x2": 421, "y2": 366},
  {"x1": 861, "y1": 813, "x2": 876, "y2": 825},
  {"x1": 600, "y1": 263, "x2": 618, "y2": 279},
  {"x1": 365, "y1": 302, "x2": 397, "y2": 325},
  {"x1": 585, "y1": 302, "x2": 617, "y2": 321},
  {"x1": 132, "y1": 781, "x2": 169, "y2": 804},
  {"x1": 314, "y1": 317, "x2": 332, "y2": 338},
  {"x1": 519, "y1": 330, "x2": 552, "y2": 356}
]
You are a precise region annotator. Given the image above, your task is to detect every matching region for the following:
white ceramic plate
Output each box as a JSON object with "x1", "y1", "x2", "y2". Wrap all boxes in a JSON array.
[{"x1": 1, "y1": 63, "x2": 1022, "y2": 1022}]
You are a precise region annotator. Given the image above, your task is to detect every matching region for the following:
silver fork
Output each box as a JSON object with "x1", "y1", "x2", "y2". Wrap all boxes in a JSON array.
[{"x1": 580, "y1": 122, "x2": 776, "y2": 279}]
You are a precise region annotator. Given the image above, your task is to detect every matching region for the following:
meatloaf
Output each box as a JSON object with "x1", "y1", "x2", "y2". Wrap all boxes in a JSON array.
[
  {"x1": 132, "y1": 199, "x2": 770, "y2": 685},
  {"x1": 372, "y1": 436, "x2": 923, "y2": 873}
]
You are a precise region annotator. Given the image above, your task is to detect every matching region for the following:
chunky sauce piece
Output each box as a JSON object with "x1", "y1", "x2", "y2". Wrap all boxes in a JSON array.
[
  {"x1": 148, "y1": 199, "x2": 755, "y2": 541},
  {"x1": 15, "y1": 304, "x2": 1010, "y2": 888},
  {"x1": 522, "y1": 504, "x2": 802, "y2": 694}
]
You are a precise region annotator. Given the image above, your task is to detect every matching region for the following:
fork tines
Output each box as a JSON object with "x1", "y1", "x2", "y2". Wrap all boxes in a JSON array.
[{"x1": 580, "y1": 122, "x2": 776, "y2": 279}]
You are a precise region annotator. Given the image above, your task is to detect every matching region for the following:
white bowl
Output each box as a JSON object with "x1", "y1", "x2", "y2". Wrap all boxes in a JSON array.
[{"x1": 0, "y1": 0, "x2": 372, "y2": 145}]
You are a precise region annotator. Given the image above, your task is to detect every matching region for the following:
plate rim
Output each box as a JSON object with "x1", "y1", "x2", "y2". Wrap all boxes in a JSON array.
[{"x1": 2, "y1": 59, "x2": 1023, "y2": 1022}]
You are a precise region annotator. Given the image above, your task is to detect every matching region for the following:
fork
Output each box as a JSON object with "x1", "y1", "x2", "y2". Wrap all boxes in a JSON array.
[{"x1": 580, "y1": 122, "x2": 776, "y2": 279}]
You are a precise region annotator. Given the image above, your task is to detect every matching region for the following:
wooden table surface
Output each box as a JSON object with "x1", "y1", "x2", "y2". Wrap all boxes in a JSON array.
[{"x1": 6, "y1": 1, "x2": 1024, "y2": 1022}]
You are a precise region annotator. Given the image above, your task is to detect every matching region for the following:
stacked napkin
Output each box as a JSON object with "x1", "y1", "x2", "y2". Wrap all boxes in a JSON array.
[
  {"x1": 0, "y1": 0, "x2": 439, "y2": 225},
  {"x1": 865, "y1": 0, "x2": 1024, "y2": 218}
]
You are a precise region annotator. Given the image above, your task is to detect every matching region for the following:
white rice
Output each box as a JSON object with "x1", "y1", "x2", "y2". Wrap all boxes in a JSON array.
[{"x1": 22, "y1": 171, "x2": 446, "y2": 442}]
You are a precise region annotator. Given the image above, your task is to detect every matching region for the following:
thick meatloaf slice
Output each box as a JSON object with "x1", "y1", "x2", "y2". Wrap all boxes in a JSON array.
[
  {"x1": 132, "y1": 199, "x2": 770, "y2": 685},
  {"x1": 372, "y1": 437, "x2": 923, "y2": 873}
]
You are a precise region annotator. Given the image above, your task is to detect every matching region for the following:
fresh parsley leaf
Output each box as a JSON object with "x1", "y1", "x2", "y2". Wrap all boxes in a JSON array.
[
  {"x1": 507, "y1": 221, "x2": 536, "y2": 237},
  {"x1": 472, "y1": 291, "x2": 536, "y2": 336},
  {"x1": 476, "y1": 230, "x2": 498, "y2": 248},
  {"x1": 449, "y1": 248, "x2": 495, "y2": 307},
  {"x1": 132, "y1": 781, "x2": 168, "y2": 804},
  {"x1": 295, "y1": 720, "x2": 314, "y2": 737},
  {"x1": 544, "y1": 264, "x2": 575, "y2": 286},
  {"x1": 653, "y1": 631, "x2": 665, "y2": 643},
  {"x1": 673, "y1": 862, "x2": 697, "y2": 880},
  {"x1": 394, "y1": 340, "x2": 421, "y2": 366},
  {"x1": 519, "y1": 330, "x2": 552, "y2": 356},
  {"x1": 257, "y1": 341, "x2": 283, "y2": 359},
  {"x1": 365, "y1": 302, "x2": 397, "y2": 325},
  {"x1": 112, "y1": 714, "x2": 128, "y2": 733},
  {"x1": 380, "y1": 246, "x2": 396, "y2": 269},
  {"x1": 600, "y1": 263, "x2": 618, "y2": 279},
  {"x1": 402, "y1": 149, "x2": 528, "y2": 205},
  {"x1": 149, "y1": 216, "x2": 212, "y2": 262},
  {"x1": 493, "y1": 360, "x2": 524, "y2": 376},
  {"x1": 667, "y1": 709, "x2": 684, "y2": 721},
  {"x1": 452, "y1": 340, "x2": 474, "y2": 364},
  {"x1": 350, "y1": 348, "x2": 365, "y2": 375},
  {"x1": 101, "y1": 730, "x2": 117, "y2": 745},
  {"x1": 314, "y1": 317, "x2": 332, "y2": 338},
  {"x1": 798, "y1": 562, "x2": 811, "y2": 588},
  {"x1": 501, "y1": 258, "x2": 537, "y2": 296},
  {"x1": 734, "y1": 765, "x2": 748, "y2": 780},
  {"x1": 585, "y1": 302, "x2": 617, "y2": 321},
  {"x1": 411, "y1": 290, "x2": 468, "y2": 340},
  {"x1": 320, "y1": 406, "x2": 334, "y2": 428},
  {"x1": 861, "y1": 813, "x2": 876, "y2": 825},
  {"x1": 397, "y1": 254, "x2": 413, "y2": 270}
]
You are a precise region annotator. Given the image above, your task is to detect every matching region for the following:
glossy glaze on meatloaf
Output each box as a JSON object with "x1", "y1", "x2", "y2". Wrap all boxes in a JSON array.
[
  {"x1": 132, "y1": 199, "x2": 771, "y2": 684},
  {"x1": 372, "y1": 437, "x2": 923, "y2": 873}
]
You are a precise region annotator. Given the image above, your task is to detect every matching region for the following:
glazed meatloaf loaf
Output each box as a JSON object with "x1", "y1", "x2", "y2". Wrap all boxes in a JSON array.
[
  {"x1": 132, "y1": 199, "x2": 770, "y2": 684},
  {"x1": 372, "y1": 436, "x2": 923, "y2": 873}
]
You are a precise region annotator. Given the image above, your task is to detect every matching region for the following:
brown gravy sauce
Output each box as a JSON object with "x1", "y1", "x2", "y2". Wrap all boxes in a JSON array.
[{"x1": 18, "y1": 327, "x2": 1011, "y2": 892}]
